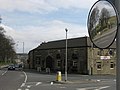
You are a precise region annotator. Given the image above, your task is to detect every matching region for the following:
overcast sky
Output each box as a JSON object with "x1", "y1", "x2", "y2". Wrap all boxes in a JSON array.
[{"x1": 0, "y1": 0, "x2": 97, "y2": 53}]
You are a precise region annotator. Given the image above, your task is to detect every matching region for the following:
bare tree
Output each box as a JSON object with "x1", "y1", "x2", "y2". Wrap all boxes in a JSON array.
[
  {"x1": 88, "y1": 6, "x2": 99, "y2": 38},
  {"x1": 0, "y1": 25, "x2": 16, "y2": 63},
  {"x1": 89, "y1": 6, "x2": 99, "y2": 30},
  {"x1": 99, "y1": 8, "x2": 110, "y2": 30}
]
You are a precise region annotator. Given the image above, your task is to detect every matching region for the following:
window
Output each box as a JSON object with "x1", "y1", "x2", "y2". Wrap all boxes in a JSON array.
[
  {"x1": 97, "y1": 51, "x2": 100, "y2": 56},
  {"x1": 57, "y1": 60, "x2": 61, "y2": 67},
  {"x1": 72, "y1": 53, "x2": 78, "y2": 59},
  {"x1": 109, "y1": 49, "x2": 115, "y2": 56},
  {"x1": 97, "y1": 49, "x2": 103, "y2": 56},
  {"x1": 56, "y1": 54, "x2": 61, "y2": 59},
  {"x1": 96, "y1": 62, "x2": 101, "y2": 70},
  {"x1": 36, "y1": 57, "x2": 41, "y2": 64},
  {"x1": 110, "y1": 62, "x2": 115, "y2": 69},
  {"x1": 73, "y1": 61, "x2": 77, "y2": 67}
]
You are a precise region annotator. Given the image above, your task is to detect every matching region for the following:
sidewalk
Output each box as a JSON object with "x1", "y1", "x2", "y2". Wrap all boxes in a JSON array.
[
  {"x1": 23, "y1": 69, "x2": 116, "y2": 84},
  {"x1": 52, "y1": 79, "x2": 97, "y2": 84}
]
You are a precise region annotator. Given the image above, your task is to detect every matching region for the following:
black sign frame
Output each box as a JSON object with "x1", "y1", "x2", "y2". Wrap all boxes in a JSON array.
[{"x1": 87, "y1": 0, "x2": 119, "y2": 49}]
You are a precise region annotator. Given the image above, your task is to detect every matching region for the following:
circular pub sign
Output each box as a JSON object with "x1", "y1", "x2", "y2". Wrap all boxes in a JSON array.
[{"x1": 87, "y1": 0, "x2": 118, "y2": 49}]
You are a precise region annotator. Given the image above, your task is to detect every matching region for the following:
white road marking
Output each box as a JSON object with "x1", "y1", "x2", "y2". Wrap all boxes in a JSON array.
[
  {"x1": 20, "y1": 71, "x2": 27, "y2": 87},
  {"x1": 95, "y1": 86, "x2": 110, "y2": 90},
  {"x1": 36, "y1": 82, "x2": 42, "y2": 86},
  {"x1": 50, "y1": 82, "x2": 53, "y2": 85},
  {"x1": 76, "y1": 86, "x2": 110, "y2": 90},
  {"x1": 77, "y1": 88, "x2": 89, "y2": 90},
  {"x1": 21, "y1": 83, "x2": 25, "y2": 87},
  {"x1": 23, "y1": 71, "x2": 27, "y2": 83},
  {"x1": 17, "y1": 89, "x2": 22, "y2": 90},
  {"x1": 25, "y1": 89, "x2": 29, "y2": 90},
  {"x1": 1, "y1": 71, "x2": 7, "y2": 76},
  {"x1": 27, "y1": 85, "x2": 31, "y2": 88},
  {"x1": 96, "y1": 80, "x2": 101, "y2": 82},
  {"x1": 60, "y1": 87, "x2": 66, "y2": 88}
]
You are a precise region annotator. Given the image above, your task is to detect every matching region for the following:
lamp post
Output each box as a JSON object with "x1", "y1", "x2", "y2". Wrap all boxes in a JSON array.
[{"x1": 65, "y1": 28, "x2": 68, "y2": 81}]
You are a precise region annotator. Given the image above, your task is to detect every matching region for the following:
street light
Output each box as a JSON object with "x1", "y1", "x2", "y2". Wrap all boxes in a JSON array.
[{"x1": 65, "y1": 28, "x2": 68, "y2": 81}]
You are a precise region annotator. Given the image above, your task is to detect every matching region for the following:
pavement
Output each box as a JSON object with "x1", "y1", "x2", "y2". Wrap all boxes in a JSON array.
[
  {"x1": 23, "y1": 69, "x2": 116, "y2": 85},
  {"x1": 52, "y1": 79, "x2": 97, "y2": 84}
]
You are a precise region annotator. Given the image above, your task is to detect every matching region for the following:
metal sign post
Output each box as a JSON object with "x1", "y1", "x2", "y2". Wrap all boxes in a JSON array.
[
  {"x1": 87, "y1": 0, "x2": 120, "y2": 89},
  {"x1": 114, "y1": 0, "x2": 120, "y2": 89},
  {"x1": 109, "y1": 0, "x2": 120, "y2": 89},
  {"x1": 87, "y1": 0, "x2": 118, "y2": 49}
]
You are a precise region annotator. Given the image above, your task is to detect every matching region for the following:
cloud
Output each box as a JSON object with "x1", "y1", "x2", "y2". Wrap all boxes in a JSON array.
[
  {"x1": 47, "y1": 0, "x2": 97, "y2": 9},
  {"x1": 2, "y1": 20, "x2": 88, "y2": 53},
  {"x1": 0, "y1": 0, "x2": 97, "y2": 13},
  {"x1": 0, "y1": 0, "x2": 96, "y2": 53},
  {"x1": 0, "y1": 0, "x2": 57, "y2": 13}
]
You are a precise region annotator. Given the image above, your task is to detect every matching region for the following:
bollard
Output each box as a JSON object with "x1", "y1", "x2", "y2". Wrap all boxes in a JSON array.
[{"x1": 56, "y1": 71, "x2": 62, "y2": 81}]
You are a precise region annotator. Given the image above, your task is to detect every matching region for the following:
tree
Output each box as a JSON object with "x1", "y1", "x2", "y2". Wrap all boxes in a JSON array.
[
  {"x1": 89, "y1": 6, "x2": 100, "y2": 38},
  {"x1": 89, "y1": 6, "x2": 99, "y2": 30},
  {"x1": 0, "y1": 25, "x2": 16, "y2": 63},
  {"x1": 99, "y1": 8, "x2": 110, "y2": 30}
]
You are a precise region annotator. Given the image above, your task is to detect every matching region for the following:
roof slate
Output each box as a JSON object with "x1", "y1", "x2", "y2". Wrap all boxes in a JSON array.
[
  {"x1": 33, "y1": 36, "x2": 116, "y2": 51},
  {"x1": 37, "y1": 37, "x2": 89, "y2": 50}
]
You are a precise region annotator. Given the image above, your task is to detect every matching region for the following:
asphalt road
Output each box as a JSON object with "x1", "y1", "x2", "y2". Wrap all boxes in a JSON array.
[
  {"x1": 0, "y1": 68, "x2": 116, "y2": 90},
  {"x1": 92, "y1": 27, "x2": 116, "y2": 48},
  {"x1": 0, "y1": 68, "x2": 25, "y2": 90}
]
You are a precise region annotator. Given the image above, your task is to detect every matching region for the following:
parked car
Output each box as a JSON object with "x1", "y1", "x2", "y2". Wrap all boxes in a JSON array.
[
  {"x1": 15, "y1": 64, "x2": 19, "y2": 68},
  {"x1": 8, "y1": 65, "x2": 15, "y2": 70}
]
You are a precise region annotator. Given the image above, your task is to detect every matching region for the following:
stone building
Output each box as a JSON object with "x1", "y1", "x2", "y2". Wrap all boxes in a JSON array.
[
  {"x1": 28, "y1": 36, "x2": 116, "y2": 75},
  {"x1": 15, "y1": 53, "x2": 28, "y2": 68}
]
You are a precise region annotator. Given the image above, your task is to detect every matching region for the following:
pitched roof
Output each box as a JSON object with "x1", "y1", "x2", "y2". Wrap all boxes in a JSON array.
[
  {"x1": 32, "y1": 36, "x2": 116, "y2": 51},
  {"x1": 37, "y1": 36, "x2": 90, "y2": 50}
]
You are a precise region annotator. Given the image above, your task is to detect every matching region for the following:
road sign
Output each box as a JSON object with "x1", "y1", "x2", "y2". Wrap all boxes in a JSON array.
[{"x1": 87, "y1": 0, "x2": 118, "y2": 49}]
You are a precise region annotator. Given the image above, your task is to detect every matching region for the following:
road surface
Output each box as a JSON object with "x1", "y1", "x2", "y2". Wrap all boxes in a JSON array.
[{"x1": 0, "y1": 68, "x2": 116, "y2": 90}]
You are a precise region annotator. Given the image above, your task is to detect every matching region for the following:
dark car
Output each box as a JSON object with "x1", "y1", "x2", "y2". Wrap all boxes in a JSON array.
[{"x1": 8, "y1": 65, "x2": 15, "y2": 70}]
